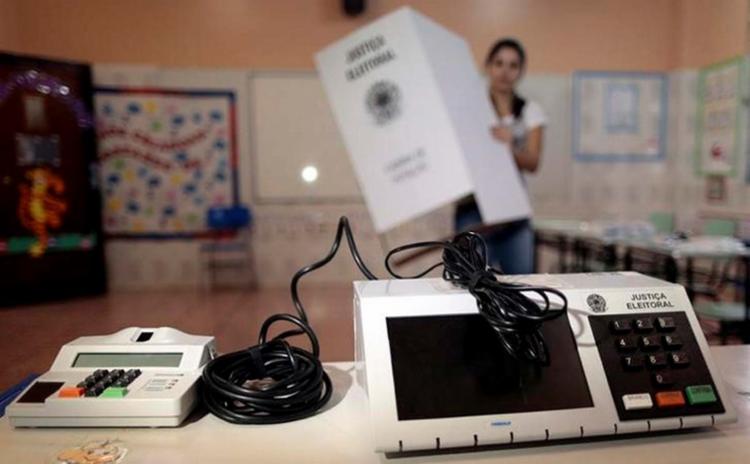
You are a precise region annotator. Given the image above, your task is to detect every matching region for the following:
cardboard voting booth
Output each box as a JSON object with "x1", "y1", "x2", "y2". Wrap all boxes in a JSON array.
[{"x1": 315, "y1": 7, "x2": 530, "y2": 232}]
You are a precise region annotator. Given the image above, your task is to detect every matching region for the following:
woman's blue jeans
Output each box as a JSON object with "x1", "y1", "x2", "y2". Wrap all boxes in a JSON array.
[{"x1": 454, "y1": 203, "x2": 534, "y2": 275}]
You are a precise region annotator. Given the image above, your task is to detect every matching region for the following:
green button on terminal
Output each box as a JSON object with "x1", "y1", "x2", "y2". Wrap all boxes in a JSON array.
[
  {"x1": 685, "y1": 385, "x2": 717, "y2": 405},
  {"x1": 100, "y1": 387, "x2": 128, "y2": 398}
]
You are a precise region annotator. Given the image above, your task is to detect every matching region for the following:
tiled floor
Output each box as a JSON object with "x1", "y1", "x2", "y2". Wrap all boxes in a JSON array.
[{"x1": 0, "y1": 285, "x2": 353, "y2": 391}]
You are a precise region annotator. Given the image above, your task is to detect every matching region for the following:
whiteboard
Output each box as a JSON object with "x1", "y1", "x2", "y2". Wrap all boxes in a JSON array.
[{"x1": 249, "y1": 71, "x2": 362, "y2": 203}]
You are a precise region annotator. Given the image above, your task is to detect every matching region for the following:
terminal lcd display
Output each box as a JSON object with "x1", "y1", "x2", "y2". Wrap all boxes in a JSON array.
[
  {"x1": 73, "y1": 353, "x2": 183, "y2": 368},
  {"x1": 386, "y1": 314, "x2": 593, "y2": 421}
]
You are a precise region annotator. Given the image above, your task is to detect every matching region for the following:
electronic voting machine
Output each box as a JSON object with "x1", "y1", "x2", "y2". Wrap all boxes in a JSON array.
[
  {"x1": 8, "y1": 327, "x2": 215, "y2": 427},
  {"x1": 354, "y1": 272, "x2": 737, "y2": 453}
]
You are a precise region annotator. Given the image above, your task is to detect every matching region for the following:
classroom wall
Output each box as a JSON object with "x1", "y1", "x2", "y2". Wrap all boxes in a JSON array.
[
  {"x1": 2, "y1": 1, "x2": 745, "y2": 73},
  {"x1": 0, "y1": 0, "x2": 708, "y2": 73},
  {"x1": 0, "y1": 1, "x2": 20, "y2": 51},
  {"x1": 678, "y1": 0, "x2": 748, "y2": 68},
  {"x1": 3, "y1": 1, "x2": 749, "y2": 288},
  {"x1": 673, "y1": 1, "x2": 750, "y2": 233}
]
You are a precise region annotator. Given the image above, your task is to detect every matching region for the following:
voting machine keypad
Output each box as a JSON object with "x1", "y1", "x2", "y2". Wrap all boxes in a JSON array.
[
  {"x1": 590, "y1": 312, "x2": 725, "y2": 421},
  {"x1": 58, "y1": 369, "x2": 142, "y2": 399}
]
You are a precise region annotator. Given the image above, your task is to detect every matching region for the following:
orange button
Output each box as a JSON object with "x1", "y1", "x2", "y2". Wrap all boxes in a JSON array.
[
  {"x1": 655, "y1": 391, "x2": 685, "y2": 408},
  {"x1": 58, "y1": 387, "x2": 85, "y2": 398}
]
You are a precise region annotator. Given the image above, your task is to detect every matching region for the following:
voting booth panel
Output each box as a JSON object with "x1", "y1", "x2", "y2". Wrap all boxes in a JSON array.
[{"x1": 316, "y1": 7, "x2": 530, "y2": 232}]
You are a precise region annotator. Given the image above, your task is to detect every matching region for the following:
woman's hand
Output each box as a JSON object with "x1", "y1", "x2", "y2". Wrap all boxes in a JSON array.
[
  {"x1": 515, "y1": 126, "x2": 544, "y2": 173},
  {"x1": 490, "y1": 125, "x2": 513, "y2": 144}
]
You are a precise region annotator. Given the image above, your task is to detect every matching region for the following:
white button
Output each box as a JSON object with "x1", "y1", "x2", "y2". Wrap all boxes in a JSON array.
[{"x1": 623, "y1": 393, "x2": 653, "y2": 410}]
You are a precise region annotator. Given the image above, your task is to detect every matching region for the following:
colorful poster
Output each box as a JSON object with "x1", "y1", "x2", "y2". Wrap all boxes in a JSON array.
[
  {"x1": 573, "y1": 71, "x2": 667, "y2": 162},
  {"x1": 695, "y1": 57, "x2": 744, "y2": 176},
  {"x1": 95, "y1": 88, "x2": 238, "y2": 236}
]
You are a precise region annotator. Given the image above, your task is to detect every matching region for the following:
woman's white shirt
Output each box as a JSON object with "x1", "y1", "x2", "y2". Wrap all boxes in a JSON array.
[{"x1": 498, "y1": 100, "x2": 547, "y2": 152}]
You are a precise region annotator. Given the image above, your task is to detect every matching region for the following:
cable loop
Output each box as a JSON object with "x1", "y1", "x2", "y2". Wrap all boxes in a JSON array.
[{"x1": 202, "y1": 217, "x2": 568, "y2": 426}]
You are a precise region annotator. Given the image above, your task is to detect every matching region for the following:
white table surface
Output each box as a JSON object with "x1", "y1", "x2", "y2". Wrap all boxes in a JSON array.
[{"x1": 2, "y1": 346, "x2": 749, "y2": 463}]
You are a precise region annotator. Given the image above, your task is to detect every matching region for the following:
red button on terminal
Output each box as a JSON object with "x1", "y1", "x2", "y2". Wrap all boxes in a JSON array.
[
  {"x1": 58, "y1": 387, "x2": 85, "y2": 398},
  {"x1": 655, "y1": 391, "x2": 685, "y2": 408}
]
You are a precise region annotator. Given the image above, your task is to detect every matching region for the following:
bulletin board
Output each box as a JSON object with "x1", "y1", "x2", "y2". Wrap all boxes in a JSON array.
[
  {"x1": 694, "y1": 57, "x2": 745, "y2": 177},
  {"x1": 572, "y1": 71, "x2": 668, "y2": 162},
  {"x1": 95, "y1": 87, "x2": 239, "y2": 237}
]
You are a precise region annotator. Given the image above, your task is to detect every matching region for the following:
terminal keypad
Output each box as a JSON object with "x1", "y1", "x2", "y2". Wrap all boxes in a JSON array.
[
  {"x1": 57, "y1": 369, "x2": 142, "y2": 398},
  {"x1": 592, "y1": 312, "x2": 724, "y2": 421}
]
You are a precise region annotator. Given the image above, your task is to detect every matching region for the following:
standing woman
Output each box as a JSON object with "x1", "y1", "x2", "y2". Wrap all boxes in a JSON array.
[{"x1": 455, "y1": 38, "x2": 546, "y2": 274}]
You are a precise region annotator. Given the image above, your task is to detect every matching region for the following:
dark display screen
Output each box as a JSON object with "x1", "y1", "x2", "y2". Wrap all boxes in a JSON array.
[{"x1": 386, "y1": 313, "x2": 593, "y2": 421}]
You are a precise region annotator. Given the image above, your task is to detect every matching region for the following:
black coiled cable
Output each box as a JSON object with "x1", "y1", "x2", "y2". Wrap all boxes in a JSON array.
[
  {"x1": 201, "y1": 217, "x2": 376, "y2": 424},
  {"x1": 385, "y1": 230, "x2": 568, "y2": 364},
  {"x1": 202, "y1": 217, "x2": 568, "y2": 425}
]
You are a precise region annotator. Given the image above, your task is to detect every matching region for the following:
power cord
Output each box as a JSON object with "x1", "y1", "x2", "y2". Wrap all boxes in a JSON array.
[
  {"x1": 202, "y1": 217, "x2": 567, "y2": 425},
  {"x1": 384, "y1": 231, "x2": 568, "y2": 364},
  {"x1": 201, "y1": 217, "x2": 376, "y2": 424}
]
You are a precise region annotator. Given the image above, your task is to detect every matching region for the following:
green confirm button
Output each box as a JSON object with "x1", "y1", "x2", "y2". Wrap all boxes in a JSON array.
[
  {"x1": 100, "y1": 387, "x2": 128, "y2": 398},
  {"x1": 685, "y1": 385, "x2": 717, "y2": 405}
]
